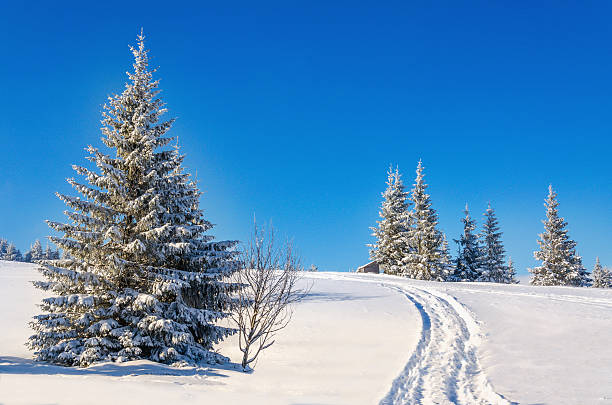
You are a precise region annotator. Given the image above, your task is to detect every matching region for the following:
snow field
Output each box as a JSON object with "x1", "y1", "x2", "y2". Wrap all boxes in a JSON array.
[{"x1": 2, "y1": 261, "x2": 611, "y2": 404}]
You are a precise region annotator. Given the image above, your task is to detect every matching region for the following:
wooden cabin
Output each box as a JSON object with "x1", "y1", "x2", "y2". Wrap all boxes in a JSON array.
[{"x1": 356, "y1": 261, "x2": 380, "y2": 274}]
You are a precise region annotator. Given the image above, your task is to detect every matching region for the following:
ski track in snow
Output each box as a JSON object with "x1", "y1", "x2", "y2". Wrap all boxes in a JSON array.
[
  {"x1": 307, "y1": 273, "x2": 514, "y2": 405},
  {"x1": 378, "y1": 284, "x2": 511, "y2": 405}
]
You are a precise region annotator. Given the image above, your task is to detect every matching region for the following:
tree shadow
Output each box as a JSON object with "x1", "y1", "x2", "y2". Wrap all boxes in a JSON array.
[
  {"x1": 300, "y1": 292, "x2": 384, "y2": 302},
  {"x1": 0, "y1": 356, "x2": 240, "y2": 378}
]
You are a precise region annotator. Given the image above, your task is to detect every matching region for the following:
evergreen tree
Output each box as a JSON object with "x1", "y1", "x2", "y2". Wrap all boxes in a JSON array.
[
  {"x1": 0, "y1": 238, "x2": 8, "y2": 258},
  {"x1": 369, "y1": 166, "x2": 410, "y2": 275},
  {"x1": 529, "y1": 185, "x2": 589, "y2": 286},
  {"x1": 61, "y1": 249, "x2": 71, "y2": 260},
  {"x1": 403, "y1": 161, "x2": 447, "y2": 281},
  {"x1": 4, "y1": 243, "x2": 22, "y2": 261},
  {"x1": 452, "y1": 204, "x2": 482, "y2": 281},
  {"x1": 28, "y1": 33, "x2": 238, "y2": 367},
  {"x1": 25, "y1": 240, "x2": 44, "y2": 262},
  {"x1": 591, "y1": 257, "x2": 611, "y2": 288},
  {"x1": 505, "y1": 257, "x2": 518, "y2": 284},
  {"x1": 480, "y1": 204, "x2": 507, "y2": 283},
  {"x1": 44, "y1": 243, "x2": 60, "y2": 260},
  {"x1": 440, "y1": 233, "x2": 454, "y2": 279}
]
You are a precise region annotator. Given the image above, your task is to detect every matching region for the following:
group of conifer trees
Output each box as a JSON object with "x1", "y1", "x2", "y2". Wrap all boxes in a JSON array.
[
  {"x1": 0, "y1": 239, "x2": 60, "y2": 262},
  {"x1": 369, "y1": 162, "x2": 514, "y2": 283},
  {"x1": 370, "y1": 164, "x2": 609, "y2": 287}
]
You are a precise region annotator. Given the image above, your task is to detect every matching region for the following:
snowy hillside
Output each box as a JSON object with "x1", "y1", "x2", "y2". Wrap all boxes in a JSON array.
[{"x1": 1, "y1": 261, "x2": 611, "y2": 404}]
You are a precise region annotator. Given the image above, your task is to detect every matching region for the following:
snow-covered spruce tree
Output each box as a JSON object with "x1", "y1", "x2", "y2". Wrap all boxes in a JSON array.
[
  {"x1": 480, "y1": 204, "x2": 508, "y2": 283},
  {"x1": 4, "y1": 243, "x2": 22, "y2": 261},
  {"x1": 440, "y1": 233, "x2": 454, "y2": 278},
  {"x1": 44, "y1": 244, "x2": 60, "y2": 260},
  {"x1": 25, "y1": 240, "x2": 44, "y2": 262},
  {"x1": 505, "y1": 257, "x2": 518, "y2": 284},
  {"x1": 403, "y1": 161, "x2": 447, "y2": 281},
  {"x1": 0, "y1": 238, "x2": 8, "y2": 258},
  {"x1": 369, "y1": 166, "x2": 410, "y2": 275},
  {"x1": 28, "y1": 34, "x2": 238, "y2": 367},
  {"x1": 452, "y1": 204, "x2": 482, "y2": 281},
  {"x1": 591, "y1": 257, "x2": 611, "y2": 288},
  {"x1": 529, "y1": 185, "x2": 589, "y2": 287}
]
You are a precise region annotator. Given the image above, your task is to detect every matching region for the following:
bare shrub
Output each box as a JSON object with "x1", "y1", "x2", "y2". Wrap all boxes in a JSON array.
[{"x1": 231, "y1": 223, "x2": 307, "y2": 371}]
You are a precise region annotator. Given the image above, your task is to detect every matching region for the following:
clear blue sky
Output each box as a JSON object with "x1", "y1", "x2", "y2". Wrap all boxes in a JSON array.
[{"x1": 1, "y1": 1, "x2": 610, "y2": 274}]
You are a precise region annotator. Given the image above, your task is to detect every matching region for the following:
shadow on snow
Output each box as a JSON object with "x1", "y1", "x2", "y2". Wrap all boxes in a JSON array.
[
  {"x1": 301, "y1": 292, "x2": 384, "y2": 303},
  {"x1": 0, "y1": 356, "x2": 239, "y2": 378}
]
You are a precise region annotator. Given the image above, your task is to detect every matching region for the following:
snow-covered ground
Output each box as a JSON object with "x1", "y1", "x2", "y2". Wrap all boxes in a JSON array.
[{"x1": 1, "y1": 261, "x2": 611, "y2": 404}]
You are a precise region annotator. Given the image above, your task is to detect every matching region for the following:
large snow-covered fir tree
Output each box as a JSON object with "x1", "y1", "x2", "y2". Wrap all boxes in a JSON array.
[
  {"x1": 403, "y1": 161, "x2": 447, "y2": 281},
  {"x1": 28, "y1": 33, "x2": 238, "y2": 367},
  {"x1": 529, "y1": 185, "x2": 589, "y2": 286},
  {"x1": 591, "y1": 257, "x2": 611, "y2": 288},
  {"x1": 369, "y1": 166, "x2": 409, "y2": 275},
  {"x1": 452, "y1": 205, "x2": 482, "y2": 281},
  {"x1": 480, "y1": 204, "x2": 508, "y2": 283}
]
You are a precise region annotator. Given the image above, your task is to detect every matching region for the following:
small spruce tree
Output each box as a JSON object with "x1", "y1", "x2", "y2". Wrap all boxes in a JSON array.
[
  {"x1": 0, "y1": 239, "x2": 8, "y2": 257},
  {"x1": 44, "y1": 244, "x2": 54, "y2": 260},
  {"x1": 480, "y1": 204, "x2": 507, "y2": 283},
  {"x1": 369, "y1": 166, "x2": 410, "y2": 275},
  {"x1": 591, "y1": 257, "x2": 611, "y2": 288},
  {"x1": 25, "y1": 240, "x2": 44, "y2": 262},
  {"x1": 505, "y1": 257, "x2": 518, "y2": 284},
  {"x1": 440, "y1": 233, "x2": 454, "y2": 279},
  {"x1": 4, "y1": 243, "x2": 22, "y2": 261},
  {"x1": 452, "y1": 204, "x2": 482, "y2": 281},
  {"x1": 404, "y1": 161, "x2": 447, "y2": 281},
  {"x1": 529, "y1": 185, "x2": 589, "y2": 286}
]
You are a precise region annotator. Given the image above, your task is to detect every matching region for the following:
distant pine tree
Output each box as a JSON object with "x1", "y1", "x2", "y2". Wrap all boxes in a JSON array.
[
  {"x1": 505, "y1": 257, "x2": 518, "y2": 284},
  {"x1": 369, "y1": 166, "x2": 410, "y2": 275},
  {"x1": 0, "y1": 238, "x2": 8, "y2": 257},
  {"x1": 28, "y1": 33, "x2": 238, "y2": 367},
  {"x1": 591, "y1": 257, "x2": 611, "y2": 288},
  {"x1": 480, "y1": 204, "x2": 507, "y2": 283},
  {"x1": 404, "y1": 161, "x2": 447, "y2": 281},
  {"x1": 452, "y1": 204, "x2": 482, "y2": 281},
  {"x1": 529, "y1": 185, "x2": 589, "y2": 286},
  {"x1": 440, "y1": 233, "x2": 454, "y2": 278},
  {"x1": 25, "y1": 240, "x2": 44, "y2": 262},
  {"x1": 44, "y1": 243, "x2": 60, "y2": 260},
  {"x1": 4, "y1": 243, "x2": 22, "y2": 262}
]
